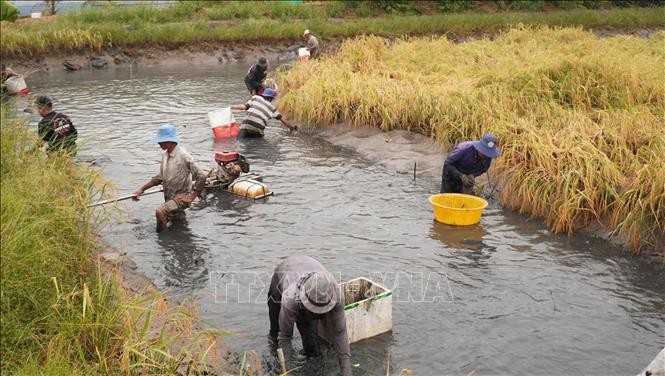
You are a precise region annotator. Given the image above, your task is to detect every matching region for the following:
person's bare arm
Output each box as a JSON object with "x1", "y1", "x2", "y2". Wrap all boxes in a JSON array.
[{"x1": 230, "y1": 104, "x2": 248, "y2": 111}]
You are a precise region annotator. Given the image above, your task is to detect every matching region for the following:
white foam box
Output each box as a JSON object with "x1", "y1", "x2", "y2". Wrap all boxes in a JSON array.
[{"x1": 318, "y1": 277, "x2": 393, "y2": 344}]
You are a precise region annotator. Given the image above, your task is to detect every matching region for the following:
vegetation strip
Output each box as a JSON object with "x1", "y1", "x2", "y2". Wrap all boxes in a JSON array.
[
  {"x1": 276, "y1": 27, "x2": 665, "y2": 256},
  {"x1": 1, "y1": 3, "x2": 664, "y2": 57},
  {"x1": 0, "y1": 106, "x2": 225, "y2": 374}
]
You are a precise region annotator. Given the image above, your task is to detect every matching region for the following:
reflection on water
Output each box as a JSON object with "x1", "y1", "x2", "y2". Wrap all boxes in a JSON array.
[
  {"x1": 26, "y1": 64, "x2": 665, "y2": 375},
  {"x1": 156, "y1": 222, "x2": 209, "y2": 294},
  {"x1": 429, "y1": 221, "x2": 487, "y2": 251}
]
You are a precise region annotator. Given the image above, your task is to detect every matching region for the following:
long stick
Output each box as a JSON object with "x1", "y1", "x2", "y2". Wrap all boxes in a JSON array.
[
  {"x1": 277, "y1": 348, "x2": 287, "y2": 374},
  {"x1": 486, "y1": 170, "x2": 497, "y2": 200},
  {"x1": 88, "y1": 187, "x2": 163, "y2": 207}
]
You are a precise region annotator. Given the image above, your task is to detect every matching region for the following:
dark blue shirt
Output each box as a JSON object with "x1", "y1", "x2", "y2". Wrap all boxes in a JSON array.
[{"x1": 443, "y1": 141, "x2": 492, "y2": 180}]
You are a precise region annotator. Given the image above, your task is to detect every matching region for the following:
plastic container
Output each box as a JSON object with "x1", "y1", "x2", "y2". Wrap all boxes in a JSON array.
[
  {"x1": 4, "y1": 76, "x2": 29, "y2": 95},
  {"x1": 318, "y1": 277, "x2": 392, "y2": 344},
  {"x1": 214, "y1": 151, "x2": 239, "y2": 164},
  {"x1": 208, "y1": 107, "x2": 240, "y2": 139},
  {"x1": 228, "y1": 178, "x2": 272, "y2": 199},
  {"x1": 297, "y1": 48, "x2": 310, "y2": 62},
  {"x1": 429, "y1": 193, "x2": 488, "y2": 226}
]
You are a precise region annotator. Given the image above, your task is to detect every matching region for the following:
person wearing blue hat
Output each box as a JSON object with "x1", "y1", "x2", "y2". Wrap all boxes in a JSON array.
[
  {"x1": 230, "y1": 88, "x2": 296, "y2": 138},
  {"x1": 440, "y1": 133, "x2": 501, "y2": 194},
  {"x1": 132, "y1": 124, "x2": 206, "y2": 232}
]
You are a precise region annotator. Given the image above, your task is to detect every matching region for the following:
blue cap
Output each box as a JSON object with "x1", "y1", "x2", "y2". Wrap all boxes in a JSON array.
[
  {"x1": 150, "y1": 124, "x2": 180, "y2": 144},
  {"x1": 262, "y1": 88, "x2": 277, "y2": 98},
  {"x1": 472, "y1": 133, "x2": 500, "y2": 158}
]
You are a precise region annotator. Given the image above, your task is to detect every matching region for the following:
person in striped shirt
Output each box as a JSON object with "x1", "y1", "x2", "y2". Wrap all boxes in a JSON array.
[{"x1": 230, "y1": 88, "x2": 296, "y2": 138}]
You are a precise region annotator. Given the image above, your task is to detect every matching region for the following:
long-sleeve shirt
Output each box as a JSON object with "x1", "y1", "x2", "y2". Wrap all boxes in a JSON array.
[
  {"x1": 271, "y1": 256, "x2": 351, "y2": 376},
  {"x1": 443, "y1": 141, "x2": 492, "y2": 181},
  {"x1": 152, "y1": 145, "x2": 205, "y2": 201},
  {"x1": 37, "y1": 111, "x2": 77, "y2": 153}
]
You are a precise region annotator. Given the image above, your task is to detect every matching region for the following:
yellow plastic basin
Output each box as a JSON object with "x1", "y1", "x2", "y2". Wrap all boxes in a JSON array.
[{"x1": 429, "y1": 193, "x2": 488, "y2": 226}]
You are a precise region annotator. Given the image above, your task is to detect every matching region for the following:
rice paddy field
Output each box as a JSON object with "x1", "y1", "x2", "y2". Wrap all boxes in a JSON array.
[{"x1": 277, "y1": 26, "x2": 665, "y2": 256}]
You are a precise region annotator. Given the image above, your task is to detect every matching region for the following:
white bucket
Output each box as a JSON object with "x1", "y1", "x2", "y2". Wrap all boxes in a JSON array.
[
  {"x1": 208, "y1": 107, "x2": 239, "y2": 139},
  {"x1": 4, "y1": 76, "x2": 28, "y2": 95},
  {"x1": 297, "y1": 48, "x2": 310, "y2": 62}
]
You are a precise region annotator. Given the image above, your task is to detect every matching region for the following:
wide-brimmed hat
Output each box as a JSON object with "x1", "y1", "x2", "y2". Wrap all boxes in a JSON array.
[
  {"x1": 262, "y1": 88, "x2": 277, "y2": 98},
  {"x1": 472, "y1": 133, "x2": 500, "y2": 158},
  {"x1": 299, "y1": 272, "x2": 338, "y2": 314},
  {"x1": 303, "y1": 29, "x2": 311, "y2": 36},
  {"x1": 151, "y1": 124, "x2": 180, "y2": 144}
]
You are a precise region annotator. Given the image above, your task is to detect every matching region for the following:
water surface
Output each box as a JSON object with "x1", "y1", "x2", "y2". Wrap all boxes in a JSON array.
[{"x1": 28, "y1": 64, "x2": 665, "y2": 375}]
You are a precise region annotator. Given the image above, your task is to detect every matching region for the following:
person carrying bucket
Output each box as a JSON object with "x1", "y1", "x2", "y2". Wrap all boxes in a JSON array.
[
  {"x1": 440, "y1": 133, "x2": 500, "y2": 194},
  {"x1": 35, "y1": 96, "x2": 78, "y2": 156},
  {"x1": 268, "y1": 256, "x2": 351, "y2": 376},
  {"x1": 230, "y1": 88, "x2": 296, "y2": 138},
  {"x1": 1, "y1": 63, "x2": 30, "y2": 96},
  {"x1": 303, "y1": 29, "x2": 320, "y2": 59},
  {"x1": 244, "y1": 57, "x2": 269, "y2": 95},
  {"x1": 133, "y1": 124, "x2": 206, "y2": 232}
]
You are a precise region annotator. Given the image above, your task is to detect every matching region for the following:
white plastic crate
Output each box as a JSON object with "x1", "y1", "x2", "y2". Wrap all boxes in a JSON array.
[{"x1": 319, "y1": 277, "x2": 393, "y2": 344}]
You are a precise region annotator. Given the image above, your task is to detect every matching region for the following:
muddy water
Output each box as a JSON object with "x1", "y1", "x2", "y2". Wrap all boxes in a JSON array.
[{"x1": 28, "y1": 65, "x2": 664, "y2": 375}]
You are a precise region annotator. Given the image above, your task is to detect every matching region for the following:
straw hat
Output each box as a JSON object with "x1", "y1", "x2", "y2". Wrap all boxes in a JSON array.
[{"x1": 303, "y1": 29, "x2": 311, "y2": 37}]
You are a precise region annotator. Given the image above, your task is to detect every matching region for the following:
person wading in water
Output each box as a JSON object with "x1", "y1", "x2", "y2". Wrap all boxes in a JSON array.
[
  {"x1": 267, "y1": 256, "x2": 351, "y2": 376},
  {"x1": 244, "y1": 57, "x2": 269, "y2": 95},
  {"x1": 35, "y1": 96, "x2": 78, "y2": 156},
  {"x1": 230, "y1": 88, "x2": 296, "y2": 138},
  {"x1": 440, "y1": 133, "x2": 501, "y2": 194},
  {"x1": 133, "y1": 124, "x2": 205, "y2": 232}
]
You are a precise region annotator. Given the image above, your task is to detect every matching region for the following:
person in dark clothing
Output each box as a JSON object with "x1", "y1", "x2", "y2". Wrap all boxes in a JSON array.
[
  {"x1": 268, "y1": 256, "x2": 351, "y2": 376},
  {"x1": 440, "y1": 133, "x2": 500, "y2": 194},
  {"x1": 35, "y1": 96, "x2": 78, "y2": 155},
  {"x1": 244, "y1": 57, "x2": 268, "y2": 95}
]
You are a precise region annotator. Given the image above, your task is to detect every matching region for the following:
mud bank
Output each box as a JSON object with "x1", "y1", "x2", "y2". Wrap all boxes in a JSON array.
[
  {"x1": 315, "y1": 123, "x2": 664, "y2": 264},
  {"x1": 2, "y1": 26, "x2": 659, "y2": 73},
  {"x1": 1, "y1": 39, "x2": 342, "y2": 73}
]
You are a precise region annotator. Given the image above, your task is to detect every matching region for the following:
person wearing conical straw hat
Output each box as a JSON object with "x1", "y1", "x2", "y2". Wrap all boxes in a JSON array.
[
  {"x1": 267, "y1": 256, "x2": 351, "y2": 375},
  {"x1": 303, "y1": 29, "x2": 320, "y2": 59},
  {"x1": 440, "y1": 133, "x2": 500, "y2": 194},
  {"x1": 132, "y1": 124, "x2": 206, "y2": 232}
]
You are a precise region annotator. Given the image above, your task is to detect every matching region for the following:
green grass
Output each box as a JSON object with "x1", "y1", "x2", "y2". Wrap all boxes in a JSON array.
[
  {"x1": 0, "y1": 105, "x2": 226, "y2": 374},
  {"x1": 1, "y1": 3, "x2": 664, "y2": 58},
  {"x1": 275, "y1": 27, "x2": 665, "y2": 255}
]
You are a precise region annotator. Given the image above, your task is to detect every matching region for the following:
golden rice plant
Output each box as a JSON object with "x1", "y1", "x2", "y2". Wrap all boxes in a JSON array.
[{"x1": 277, "y1": 27, "x2": 665, "y2": 254}]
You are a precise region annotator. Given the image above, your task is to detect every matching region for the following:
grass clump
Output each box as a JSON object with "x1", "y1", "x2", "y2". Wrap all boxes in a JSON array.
[
  {"x1": 276, "y1": 27, "x2": 665, "y2": 254},
  {"x1": 1, "y1": 4, "x2": 664, "y2": 58},
  {"x1": 0, "y1": 105, "x2": 225, "y2": 374}
]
